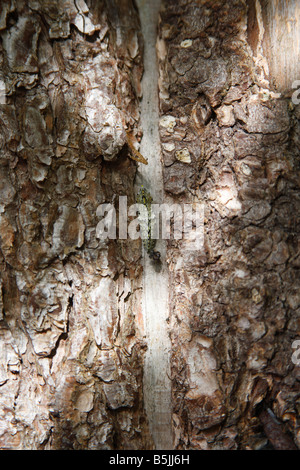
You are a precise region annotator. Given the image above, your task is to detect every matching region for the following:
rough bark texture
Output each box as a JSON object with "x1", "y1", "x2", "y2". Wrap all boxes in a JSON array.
[
  {"x1": 0, "y1": 0, "x2": 299, "y2": 451},
  {"x1": 0, "y1": 0, "x2": 153, "y2": 450},
  {"x1": 158, "y1": 0, "x2": 300, "y2": 450}
]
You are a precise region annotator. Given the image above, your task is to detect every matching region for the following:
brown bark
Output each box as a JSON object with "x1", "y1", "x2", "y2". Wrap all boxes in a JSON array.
[
  {"x1": 0, "y1": 0, "x2": 152, "y2": 450},
  {"x1": 0, "y1": 0, "x2": 299, "y2": 450},
  {"x1": 158, "y1": 0, "x2": 300, "y2": 450}
]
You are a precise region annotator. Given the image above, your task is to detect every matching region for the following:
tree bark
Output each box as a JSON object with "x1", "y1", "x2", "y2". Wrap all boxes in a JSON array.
[
  {"x1": 158, "y1": 0, "x2": 300, "y2": 450},
  {"x1": 0, "y1": 0, "x2": 153, "y2": 450},
  {"x1": 0, "y1": 0, "x2": 299, "y2": 450}
]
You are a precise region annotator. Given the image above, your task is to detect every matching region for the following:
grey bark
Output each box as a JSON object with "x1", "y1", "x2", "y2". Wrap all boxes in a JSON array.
[{"x1": 158, "y1": 0, "x2": 300, "y2": 450}]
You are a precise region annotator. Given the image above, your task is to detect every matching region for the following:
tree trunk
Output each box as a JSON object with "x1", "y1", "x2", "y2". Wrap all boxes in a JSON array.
[
  {"x1": 0, "y1": 0, "x2": 152, "y2": 450},
  {"x1": 0, "y1": 0, "x2": 299, "y2": 450},
  {"x1": 158, "y1": 0, "x2": 300, "y2": 450}
]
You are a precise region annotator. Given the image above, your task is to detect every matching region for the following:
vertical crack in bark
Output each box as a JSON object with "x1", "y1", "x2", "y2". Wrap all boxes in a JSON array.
[{"x1": 135, "y1": 0, "x2": 173, "y2": 450}]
